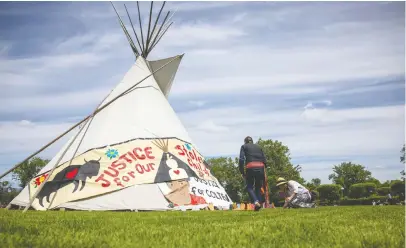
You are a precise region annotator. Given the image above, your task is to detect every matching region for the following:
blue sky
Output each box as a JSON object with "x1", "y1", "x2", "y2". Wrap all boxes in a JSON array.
[{"x1": 0, "y1": 1, "x2": 404, "y2": 185}]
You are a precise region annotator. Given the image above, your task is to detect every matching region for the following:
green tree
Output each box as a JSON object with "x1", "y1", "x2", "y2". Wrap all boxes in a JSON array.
[
  {"x1": 366, "y1": 177, "x2": 381, "y2": 187},
  {"x1": 0, "y1": 181, "x2": 19, "y2": 205},
  {"x1": 376, "y1": 187, "x2": 391, "y2": 196},
  {"x1": 208, "y1": 157, "x2": 247, "y2": 202},
  {"x1": 328, "y1": 162, "x2": 372, "y2": 196},
  {"x1": 12, "y1": 157, "x2": 49, "y2": 188},
  {"x1": 0, "y1": 180, "x2": 12, "y2": 194},
  {"x1": 256, "y1": 139, "x2": 304, "y2": 184},
  {"x1": 208, "y1": 138, "x2": 305, "y2": 204},
  {"x1": 390, "y1": 180, "x2": 405, "y2": 197},
  {"x1": 317, "y1": 184, "x2": 341, "y2": 204},
  {"x1": 349, "y1": 183, "x2": 377, "y2": 198},
  {"x1": 305, "y1": 179, "x2": 320, "y2": 191},
  {"x1": 256, "y1": 138, "x2": 305, "y2": 203},
  {"x1": 305, "y1": 182, "x2": 316, "y2": 191},
  {"x1": 381, "y1": 180, "x2": 393, "y2": 187},
  {"x1": 311, "y1": 178, "x2": 321, "y2": 187}
]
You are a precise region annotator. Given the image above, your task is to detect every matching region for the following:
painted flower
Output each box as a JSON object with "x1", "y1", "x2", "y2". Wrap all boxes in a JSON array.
[
  {"x1": 105, "y1": 148, "x2": 119, "y2": 159},
  {"x1": 34, "y1": 174, "x2": 48, "y2": 188}
]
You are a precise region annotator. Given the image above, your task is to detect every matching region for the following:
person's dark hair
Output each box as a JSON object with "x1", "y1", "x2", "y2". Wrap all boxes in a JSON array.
[{"x1": 244, "y1": 136, "x2": 253, "y2": 144}]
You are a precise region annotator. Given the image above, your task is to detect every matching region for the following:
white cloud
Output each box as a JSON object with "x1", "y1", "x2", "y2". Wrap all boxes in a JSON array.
[
  {"x1": 193, "y1": 120, "x2": 229, "y2": 133},
  {"x1": 299, "y1": 158, "x2": 403, "y2": 184},
  {"x1": 0, "y1": 43, "x2": 11, "y2": 57},
  {"x1": 166, "y1": 2, "x2": 236, "y2": 12},
  {"x1": 189, "y1": 100, "x2": 206, "y2": 107},
  {"x1": 0, "y1": 31, "x2": 130, "y2": 90},
  {"x1": 19, "y1": 120, "x2": 33, "y2": 126},
  {"x1": 86, "y1": 1, "x2": 236, "y2": 20},
  {"x1": 323, "y1": 100, "x2": 332, "y2": 106},
  {"x1": 2, "y1": 2, "x2": 403, "y2": 100},
  {"x1": 1, "y1": 86, "x2": 112, "y2": 114},
  {"x1": 54, "y1": 32, "x2": 124, "y2": 54},
  {"x1": 4, "y1": 42, "x2": 121, "y2": 73},
  {"x1": 159, "y1": 22, "x2": 246, "y2": 48},
  {"x1": 0, "y1": 121, "x2": 74, "y2": 155},
  {"x1": 169, "y1": 38, "x2": 403, "y2": 96},
  {"x1": 177, "y1": 104, "x2": 404, "y2": 159}
]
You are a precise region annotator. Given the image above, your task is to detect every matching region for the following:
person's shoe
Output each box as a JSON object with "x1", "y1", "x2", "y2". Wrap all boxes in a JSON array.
[{"x1": 254, "y1": 202, "x2": 262, "y2": 211}]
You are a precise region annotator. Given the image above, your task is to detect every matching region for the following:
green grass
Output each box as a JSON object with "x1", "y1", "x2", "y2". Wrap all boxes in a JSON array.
[{"x1": 0, "y1": 206, "x2": 404, "y2": 248}]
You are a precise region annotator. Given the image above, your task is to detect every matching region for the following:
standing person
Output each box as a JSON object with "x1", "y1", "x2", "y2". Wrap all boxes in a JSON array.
[
  {"x1": 276, "y1": 177, "x2": 316, "y2": 208},
  {"x1": 239, "y1": 136, "x2": 267, "y2": 211},
  {"x1": 386, "y1": 193, "x2": 392, "y2": 205}
]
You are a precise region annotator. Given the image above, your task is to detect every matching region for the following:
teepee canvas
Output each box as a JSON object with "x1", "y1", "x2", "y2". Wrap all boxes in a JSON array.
[{"x1": 7, "y1": 2, "x2": 232, "y2": 211}]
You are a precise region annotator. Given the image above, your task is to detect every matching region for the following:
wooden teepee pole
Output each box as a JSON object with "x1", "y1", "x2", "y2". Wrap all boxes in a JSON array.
[
  {"x1": 23, "y1": 118, "x2": 92, "y2": 213},
  {"x1": 45, "y1": 84, "x2": 118, "y2": 211},
  {"x1": 0, "y1": 117, "x2": 89, "y2": 181},
  {"x1": 264, "y1": 169, "x2": 270, "y2": 208}
]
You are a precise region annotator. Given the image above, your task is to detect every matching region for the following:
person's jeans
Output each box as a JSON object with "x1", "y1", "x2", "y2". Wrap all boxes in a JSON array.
[
  {"x1": 288, "y1": 192, "x2": 314, "y2": 208},
  {"x1": 245, "y1": 167, "x2": 265, "y2": 204}
]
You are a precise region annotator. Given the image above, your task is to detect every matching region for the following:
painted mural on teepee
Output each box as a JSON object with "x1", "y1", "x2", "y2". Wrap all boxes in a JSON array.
[
  {"x1": 153, "y1": 139, "x2": 198, "y2": 183},
  {"x1": 27, "y1": 137, "x2": 215, "y2": 210},
  {"x1": 35, "y1": 157, "x2": 101, "y2": 207},
  {"x1": 158, "y1": 179, "x2": 207, "y2": 206}
]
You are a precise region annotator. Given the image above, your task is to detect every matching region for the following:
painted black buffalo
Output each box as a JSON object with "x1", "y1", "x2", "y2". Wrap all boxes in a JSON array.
[{"x1": 36, "y1": 158, "x2": 101, "y2": 207}]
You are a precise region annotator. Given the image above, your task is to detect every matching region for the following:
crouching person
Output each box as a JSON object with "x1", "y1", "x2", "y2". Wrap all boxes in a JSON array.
[{"x1": 276, "y1": 177, "x2": 316, "y2": 209}]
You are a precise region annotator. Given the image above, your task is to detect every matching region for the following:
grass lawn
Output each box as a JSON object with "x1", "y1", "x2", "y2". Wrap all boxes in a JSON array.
[{"x1": 0, "y1": 206, "x2": 404, "y2": 248}]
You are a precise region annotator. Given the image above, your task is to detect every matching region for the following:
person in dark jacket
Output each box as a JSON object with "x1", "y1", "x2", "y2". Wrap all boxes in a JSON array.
[{"x1": 239, "y1": 136, "x2": 267, "y2": 211}]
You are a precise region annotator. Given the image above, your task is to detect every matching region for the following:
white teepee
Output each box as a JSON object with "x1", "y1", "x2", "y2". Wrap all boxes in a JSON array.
[{"x1": 8, "y1": 2, "x2": 232, "y2": 211}]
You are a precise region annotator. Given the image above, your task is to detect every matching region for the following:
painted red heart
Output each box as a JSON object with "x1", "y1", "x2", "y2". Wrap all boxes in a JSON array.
[
  {"x1": 174, "y1": 170, "x2": 180, "y2": 175},
  {"x1": 66, "y1": 168, "x2": 79, "y2": 179}
]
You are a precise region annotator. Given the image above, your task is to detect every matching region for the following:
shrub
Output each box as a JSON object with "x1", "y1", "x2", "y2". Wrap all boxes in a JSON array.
[
  {"x1": 349, "y1": 183, "x2": 377, "y2": 198},
  {"x1": 340, "y1": 196, "x2": 385, "y2": 205},
  {"x1": 339, "y1": 195, "x2": 400, "y2": 205},
  {"x1": 311, "y1": 190, "x2": 319, "y2": 200},
  {"x1": 376, "y1": 187, "x2": 391, "y2": 196},
  {"x1": 390, "y1": 180, "x2": 405, "y2": 196},
  {"x1": 317, "y1": 184, "x2": 341, "y2": 203}
]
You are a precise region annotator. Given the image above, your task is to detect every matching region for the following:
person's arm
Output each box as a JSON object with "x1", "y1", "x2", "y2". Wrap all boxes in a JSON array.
[
  {"x1": 286, "y1": 192, "x2": 297, "y2": 202},
  {"x1": 285, "y1": 182, "x2": 298, "y2": 201},
  {"x1": 283, "y1": 197, "x2": 289, "y2": 208},
  {"x1": 238, "y1": 146, "x2": 245, "y2": 176},
  {"x1": 284, "y1": 192, "x2": 297, "y2": 209}
]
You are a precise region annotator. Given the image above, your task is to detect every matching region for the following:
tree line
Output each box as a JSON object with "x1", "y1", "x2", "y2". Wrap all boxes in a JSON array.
[
  {"x1": 0, "y1": 157, "x2": 49, "y2": 206},
  {"x1": 1, "y1": 140, "x2": 405, "y2": 206},
  {"x1": 208, "y1": 140, "x2": 405, "y2": 206}
]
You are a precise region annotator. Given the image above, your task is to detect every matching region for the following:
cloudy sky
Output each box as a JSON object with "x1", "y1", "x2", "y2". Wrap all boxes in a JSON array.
[{"x1": 0, "y1": 1, "x2": 404, "y2": 185}]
